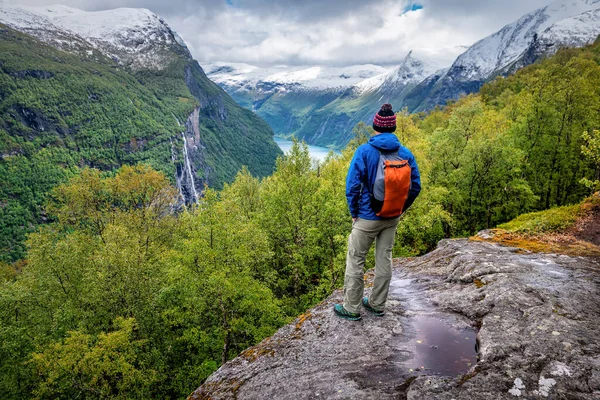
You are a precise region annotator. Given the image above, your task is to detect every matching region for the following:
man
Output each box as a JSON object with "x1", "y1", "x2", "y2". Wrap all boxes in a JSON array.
[{"x1": 334, "y1": 103, "x2": 421, "y2": 321}]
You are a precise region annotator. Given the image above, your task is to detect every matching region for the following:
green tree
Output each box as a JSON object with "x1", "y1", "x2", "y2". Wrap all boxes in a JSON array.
[
  {"x1": 428, "y1": 97, "x2": 536, "y2": 233},
  {"x1": 30, "y1": 318, "x2": 156, "y2": 400},
  {"x1": 347, "y1": 121, "x2": 372, "y2": 151},
  {"x1": 259, "y1": 139, "x2": 321, "y2": 313},
  {"x1": 580, "y1": 130, "x2": 600, "y2": 191}
]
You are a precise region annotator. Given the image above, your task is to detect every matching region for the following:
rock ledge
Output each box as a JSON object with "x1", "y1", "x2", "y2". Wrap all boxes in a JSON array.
[{"x1": 190, "y1": 239, "x2": 600, "y2": 400}]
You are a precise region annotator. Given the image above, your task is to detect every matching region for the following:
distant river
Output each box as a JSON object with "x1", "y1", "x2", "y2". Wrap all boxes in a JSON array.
[{"x1": 274, "y1": 138, "x2": 341, "y2": 162}]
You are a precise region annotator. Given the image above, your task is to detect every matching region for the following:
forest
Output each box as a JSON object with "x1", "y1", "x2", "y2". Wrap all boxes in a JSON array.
[{"x1": 1, "y1": 39, "x2": 599, "y2": 399}]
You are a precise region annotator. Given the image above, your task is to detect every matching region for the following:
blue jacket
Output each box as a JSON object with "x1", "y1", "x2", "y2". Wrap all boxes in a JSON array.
[{"x1": 346, "y1": 133, "x2": 421, "y2": 220}]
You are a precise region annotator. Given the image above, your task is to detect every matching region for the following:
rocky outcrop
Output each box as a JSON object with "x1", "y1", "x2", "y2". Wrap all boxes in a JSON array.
[
  {"x1": 189, "y1": 238, "x2": 600, "y2": 399},
  {"x1": 8, "y1": 69, "x2": 54, "y2": 79}
]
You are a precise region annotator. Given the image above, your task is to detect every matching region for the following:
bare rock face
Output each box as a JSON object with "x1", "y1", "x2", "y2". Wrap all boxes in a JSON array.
[{"x1": 189, "y1": 239, "x2": 600, "y2": 400}]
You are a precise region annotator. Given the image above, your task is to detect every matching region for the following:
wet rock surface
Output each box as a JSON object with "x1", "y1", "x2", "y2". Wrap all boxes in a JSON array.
[{"x1": 189, "y1": 239, "x2": 600, "y2": 400}]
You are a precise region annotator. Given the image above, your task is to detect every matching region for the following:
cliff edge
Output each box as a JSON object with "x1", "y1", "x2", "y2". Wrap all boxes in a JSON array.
[{"x1": 189, "y1": 234, "x2": 600, "y2": 399}]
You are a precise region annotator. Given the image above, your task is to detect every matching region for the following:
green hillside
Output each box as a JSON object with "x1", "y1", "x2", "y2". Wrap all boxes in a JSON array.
[
  {"x1": 290, "y1": 79, "x2": 426, "y2": 148},
  {"x1": 0, "y1": 25, "x2": 281, "y2": 262},
  {"x1": 224, "y1": 85, "x2": 344, "y2": 141},
  {"x1": 476, "y1": 193, "x2": 600, "y2": 257}
]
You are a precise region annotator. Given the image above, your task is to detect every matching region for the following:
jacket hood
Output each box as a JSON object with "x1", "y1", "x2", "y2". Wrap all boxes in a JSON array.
[{"x1": 368, "y1": 133, "x2": 400, "y2": 152}]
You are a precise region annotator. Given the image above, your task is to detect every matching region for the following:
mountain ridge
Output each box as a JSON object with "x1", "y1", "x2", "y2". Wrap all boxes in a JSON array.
[
  {"x1": 0, "y1": 3, "x2": 191, "y2": 70},
  {"x1": 416, "y1": 0, "x2": 600, "y2": 111}
]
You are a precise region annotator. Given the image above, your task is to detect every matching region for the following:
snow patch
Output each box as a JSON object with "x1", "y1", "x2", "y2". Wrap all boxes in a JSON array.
[
  {"x1": 204, "y1": 62, "x2": 390, "y2": 91},
  {"x1": 448, "y1": 0, "x2": 600, "y2": 81},
  {"x1": 354, "y1": 73, "x2": 387, "y2": 94},
  {"x1": 353, "y1": 51, "x2": 443, "y2": 95}
]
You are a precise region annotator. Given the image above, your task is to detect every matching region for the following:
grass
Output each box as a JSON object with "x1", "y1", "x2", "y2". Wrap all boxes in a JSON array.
[
  {"x1": 473, "y1": 194, "x2": 600, "y2": 257},
  {"x1": 497, "y1": 204, "x2": 582, "y2": 233}
]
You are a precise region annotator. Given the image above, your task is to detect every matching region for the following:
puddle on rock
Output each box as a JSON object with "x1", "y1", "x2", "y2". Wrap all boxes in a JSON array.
[
  {"x1": 387, "y1": 276, "x2": 478, "y2": 378},
  {"x1": 408, "y1": 315, "x2": 477, "y2": 377}
]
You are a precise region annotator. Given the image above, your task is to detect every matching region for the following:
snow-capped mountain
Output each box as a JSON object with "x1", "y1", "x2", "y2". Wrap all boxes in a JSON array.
[
  {"x1": 205, "y1": 0, "x2": 600, "y2": 146},
  {"x1": 207, "y1": 0, "x2": 600, "y2": 147},
  {"x1": 416, "y1": 0, "x2": 600, "y2": 111},
  {"x1": 287, "y1": 51, "x2": 447, "y2": 147},
  {"x1": 0, "y1": 3, "x2": 190, "y2": 70},
  {"x1": 205, "y1": 62, "x2": 390, "y2": 92},
  {"x1": 353, "y1": 51, "x2": 443, "y2": 96},
  {"x1": 204, "y1": 51, "x2": 444, "y2": 146},
  {"x1": 203, "y1": 62, "x2": 391, "y2": 138},
  {"x1": 456, "y1": 0, "x2": 600, "y2": 81}
]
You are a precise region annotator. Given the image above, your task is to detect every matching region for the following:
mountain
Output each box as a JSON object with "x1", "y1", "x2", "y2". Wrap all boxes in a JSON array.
[
  {"x1": 413, "y1": 0, "x2": 600, "y2": 111},
  {"x1": 0, "y1": 4, "x2": 281, "y2": 262},
  {"x1": 0, "y1": 4, "x2": 191, "y2": 70},
  {"x1": 205, "y1": 62, "x2": 389, "y2": 92},
  {"x1": 290, "y1": 51, "x2": 444, "y2": 147},
  {"x1": 207, "y1": 0, "x2": 600, "y2": 148},
  {"x1": 206, "y1": 52, "x2": 442, "y2": 148},
  {"x1": 204, "y1": 62, "x2": 389, "y2": 141}
]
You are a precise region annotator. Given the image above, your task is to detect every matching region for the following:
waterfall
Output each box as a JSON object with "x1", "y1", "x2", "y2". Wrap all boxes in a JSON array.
[
  {"x1": 172, "y1": 114, "x2": 199, "y2": 205},
  {"x1": 181, "y1": 131, "x2": 199, "y2": 203},
  {"x1": 170, "y1": 137, "x2": 185, "y2": 204}
]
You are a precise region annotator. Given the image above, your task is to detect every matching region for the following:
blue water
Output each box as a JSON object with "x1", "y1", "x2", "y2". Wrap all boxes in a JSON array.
[{"x1": 274, "y1": 138, "x2": 341, "y2": 162}]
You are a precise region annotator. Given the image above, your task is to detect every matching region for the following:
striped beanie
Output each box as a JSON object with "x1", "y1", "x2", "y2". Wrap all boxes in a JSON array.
[{"x1": 373, "y1": 103, "x2": 396, "y2": 133}]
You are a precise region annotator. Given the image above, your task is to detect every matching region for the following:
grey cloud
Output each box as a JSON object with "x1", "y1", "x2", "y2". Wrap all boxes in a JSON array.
[
  {"x1": 14, "y1": 0, "x2": 225, "y2": 17},
  {"x1": 423, "y1": 0, "x2": 550, "y2": 17},
  {"x1": 228, "y1": 0, "x2": 383, "y2": 22},
  {"x1": 15, "y1": 0, "x2": 382, "y2": 20},
  {"x1": 12, "y1": 0, "x2": 556, "y2": 67},
  {"x1": 421, "y1": 0, "x2": 551, "y2": 31}
]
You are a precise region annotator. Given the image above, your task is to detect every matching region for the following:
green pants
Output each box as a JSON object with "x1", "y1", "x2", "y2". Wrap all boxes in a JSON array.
[{"x1": 343, "y1": 216, "x2": 401, "y2": 314}]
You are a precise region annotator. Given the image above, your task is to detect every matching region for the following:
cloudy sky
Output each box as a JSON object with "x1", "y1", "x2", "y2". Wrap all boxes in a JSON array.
[{"x1": 13, "y1": 0, "x2": 553, "y2": 67}]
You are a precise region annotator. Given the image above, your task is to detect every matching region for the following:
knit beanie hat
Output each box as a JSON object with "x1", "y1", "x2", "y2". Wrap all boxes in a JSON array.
[{"x1": 373, "y1": 103, "x2": 396, "y2": 133}]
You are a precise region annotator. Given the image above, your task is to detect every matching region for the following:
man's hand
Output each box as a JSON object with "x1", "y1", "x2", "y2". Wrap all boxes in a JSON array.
[{"x1": 352, "y1": 217, "x2": 357, "y2": 223}]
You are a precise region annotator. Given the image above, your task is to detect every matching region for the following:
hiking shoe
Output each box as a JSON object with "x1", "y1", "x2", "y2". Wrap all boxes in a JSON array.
[
  {"x1": 362, "y1": 297, "x2": 385, "y2": 316},
  {"x1": 333, "y1": 304, "x2": 361, "y2": 321}
]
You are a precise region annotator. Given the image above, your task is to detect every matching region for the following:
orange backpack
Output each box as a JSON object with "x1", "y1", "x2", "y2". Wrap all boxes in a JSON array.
[{"x1": 370, "y1": 150, "x2": 412, "y2": 218}]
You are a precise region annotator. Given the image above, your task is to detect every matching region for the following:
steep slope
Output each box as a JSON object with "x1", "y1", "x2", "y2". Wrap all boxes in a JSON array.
[
  {"x1": 414, "y1": 0, "x2": 600, "y2": 111},
  {"x1": 0, "y1": 4, "x2": 281, "y2": 262},
  {"x1": 0, "y1": 3, "x2": 281, "y2": 189}
]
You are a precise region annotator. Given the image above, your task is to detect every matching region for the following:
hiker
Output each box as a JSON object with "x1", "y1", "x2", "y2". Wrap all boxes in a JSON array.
[{"x1": 334, "y1": 103, "x2": 421, "y2": 321}]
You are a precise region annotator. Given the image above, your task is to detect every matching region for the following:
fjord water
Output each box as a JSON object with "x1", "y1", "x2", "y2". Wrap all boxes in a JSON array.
[{"x1": 274, "y1": 138, "x2": 341, "y2": 162}]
